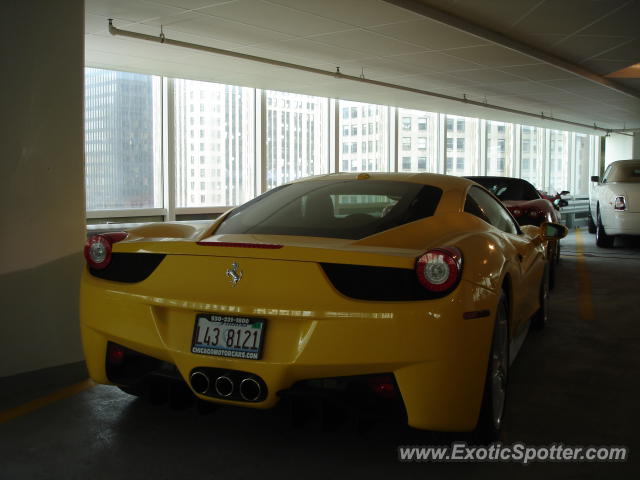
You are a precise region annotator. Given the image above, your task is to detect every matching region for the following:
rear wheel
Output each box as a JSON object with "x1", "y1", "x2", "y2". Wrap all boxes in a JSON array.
[
  {"x1": 587, "y1": 208, "x2": 597, "y2": 234},
  {"x1": 532, "y1": 267, "x2": 550, "y2": 330},
  {"x1": 596, "y1": 206, "x2": 614, "y2": 248},
  {"x1": 118, "y1": 385, "x2": 145, "y2": 397},
  {"x1": 475, "y1": 292, "x2": 509, "y2": 442}
]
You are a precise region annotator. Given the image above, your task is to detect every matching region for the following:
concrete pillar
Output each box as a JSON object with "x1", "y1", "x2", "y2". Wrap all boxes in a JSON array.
[
  {"x1": 633, "y1": 132, "x2": 640, "y2": 159},
  {"x1": 0, "y1": 0, "x2": 85, "y2": 376}
]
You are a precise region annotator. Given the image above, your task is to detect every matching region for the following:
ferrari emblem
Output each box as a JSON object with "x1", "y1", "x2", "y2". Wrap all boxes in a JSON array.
[{"x1": 226, "y1": 262, "x2": 243, "y2": 287}]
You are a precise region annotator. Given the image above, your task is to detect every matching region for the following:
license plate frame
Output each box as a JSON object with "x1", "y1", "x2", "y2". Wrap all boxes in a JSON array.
[{"x1": 191, "y1": 313, "x2": 266, "y2": 360}]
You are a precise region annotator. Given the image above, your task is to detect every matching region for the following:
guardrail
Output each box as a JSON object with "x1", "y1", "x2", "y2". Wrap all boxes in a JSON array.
[{"x1": 558, "y1": 197, "x2": 590, "y2": 228}]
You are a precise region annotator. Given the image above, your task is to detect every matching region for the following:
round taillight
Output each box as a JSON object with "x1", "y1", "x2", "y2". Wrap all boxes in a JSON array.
[
  {"x1": 84, "y1": 232, "x2": 127, "y2": 270},
  {"x1": 415, "y1": 247, "x2": 463, "y2": 293},
  {"x1": 529, "y1": 209, "x2": 540, "y2": 218},
  {"x1": 511, "y1": 208, "x2": 522, "y2": 217}
]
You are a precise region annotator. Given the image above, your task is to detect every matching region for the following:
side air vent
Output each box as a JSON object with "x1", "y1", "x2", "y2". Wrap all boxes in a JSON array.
[
  {"x1": 89, "y1": 253, "x2": 165, "y2": 283},
  {"x1": 321, "y1": 263, "x2": 449, "y2": 301}
]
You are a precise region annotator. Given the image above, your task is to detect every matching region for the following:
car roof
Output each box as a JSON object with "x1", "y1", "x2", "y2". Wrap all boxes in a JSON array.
[
  {"x1": 291, "y1": 172, "x2": 475, "y2": 190},
  {"x1": 608, "y1": 159, "x2": 640, "y2": 168},
  {"x1": 466, "y1": 176, "x2": 532, "y2": 184}
]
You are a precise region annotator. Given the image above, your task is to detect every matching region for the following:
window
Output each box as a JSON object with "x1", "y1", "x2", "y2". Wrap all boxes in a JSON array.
[
  {"x1": 173, "y1": 79, "x2": 255, "y2": 207},
  {"x1": 86, "y1": 68, "x2": 599, "y2": 222},
  {"x1": 339, "y1": 100, "x2": 389, "y2": 172},
  {"x1": 84, "y1": 68, "x2": 162, "y2": 210},
  {"x1": 521, "y1": 125, "x2": 544, "y2": 189},
  {"x1": 444, "y1": 115, "x2": 478, "y2": 176},
  {"x1": 574, "y1": 133, "x2": 591, "y2": 196},
  {"x1": 265, "y1": 90, "x2": 327, "y2": 189},
  {"x1": 446, "y1": 118, "x2": 454, "y2": 131},
  {"x1": 216, "y1": 180, "x2": 443, "y2": 240},
  {"x1": 486, "y1": 121, "x2": 513, "y2": 176},
  {"x1": 549, "y1": 130, "x2": 569, "y2": 194},
  {"x1": 398, "y1": 109, "x2": 438, "y2": 172},
  {"x1": 466, "y1": 186, "x2": 518, "y2": 235}
]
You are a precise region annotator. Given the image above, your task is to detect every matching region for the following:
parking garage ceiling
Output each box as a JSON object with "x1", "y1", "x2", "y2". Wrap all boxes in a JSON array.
[{"x1": 85, "y1": 0, "x2": 640, "y2": 133}]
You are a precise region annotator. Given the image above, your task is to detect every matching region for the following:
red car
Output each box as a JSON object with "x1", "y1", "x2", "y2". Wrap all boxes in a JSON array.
[{"x1": 467, "y1": 176, "x2": 563, "y2": 287}]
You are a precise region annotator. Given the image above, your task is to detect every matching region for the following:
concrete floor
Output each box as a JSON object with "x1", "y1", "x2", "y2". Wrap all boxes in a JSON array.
[{"x1": 1, "y1": 229, "x2": 639, "y2": 479}]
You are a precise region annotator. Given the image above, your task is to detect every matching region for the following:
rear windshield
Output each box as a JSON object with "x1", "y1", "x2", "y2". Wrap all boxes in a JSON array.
[
  {"x1": 466, "y1": 176, "x2": 540, "y2": 201},
  {"x1": 215, "y1": 180, "x2": 443, "y2": 240},
  {"x1": 609, "y1": 163, "x2": 640, "y2": 182}
]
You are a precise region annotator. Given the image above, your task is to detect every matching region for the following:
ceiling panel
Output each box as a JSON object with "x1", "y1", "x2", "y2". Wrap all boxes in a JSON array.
[
  {"x1": 158, "y1": 13, "x2": 293, "y2": 45},
  {"x1": 267, "y1": 0, "x2": 424, "y2": 27},
  {"x1": 507, "y1": 0, "x2": 618, "y2": 36},
  {"x1": 391, "y1": 51, "x2": 482, "y2": 71},
  {"x1": 84, "y1": 0, "x2": 640, "y2": 130},
  {"x1": 554, "y1": 35, "x2": 633, "y2": 64},
  {"x1": 448, "y1": 68, "x2": 525, "y2": 84},
  {"x1": 197, "y1": 0, "x2": 353, "y2": 37},
  {"x1": 371, "y1": 18, "x2": 488, "y2": 50},
  {"x1": 240, "y1": 38, "x2": 368, "y2": 64},
  {"x1": 85, "y1": 0, "x2": 182, "y2": 22},
  {"x1": 309, "y1": 29, "x2": 426, "y2": 56},
  {"x1": 444, "y1": 45, "x2": 537, "y2": 68}
]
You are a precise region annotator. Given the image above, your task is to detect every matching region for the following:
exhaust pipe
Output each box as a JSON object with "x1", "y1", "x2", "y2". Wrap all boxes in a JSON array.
[
  {"x1": 190, "y1": 371, "x2": 210, "y2": 395},
  {"x1": 214, "y1": 375, "x2": 234, "y2": 397},
  {"x1": 239, "y1": 377, "x2": 262, "y2": 402}
]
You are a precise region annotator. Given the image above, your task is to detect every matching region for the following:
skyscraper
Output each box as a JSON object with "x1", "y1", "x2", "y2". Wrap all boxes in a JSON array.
[{"x1": 84, "y1": 68, "x2": 161, "y2": 210}]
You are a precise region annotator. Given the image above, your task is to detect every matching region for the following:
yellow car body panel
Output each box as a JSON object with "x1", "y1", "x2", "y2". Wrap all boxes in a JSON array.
[{"x1": 80, "y1": 172, "x2": 550, "y2": 431}]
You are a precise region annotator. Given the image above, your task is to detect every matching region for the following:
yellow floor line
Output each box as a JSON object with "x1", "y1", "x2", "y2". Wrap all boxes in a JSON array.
[
  {"x1": 575, "y1": 228, "x2": 595, "y2": 321},
  {"x1": 0, "y1": 379, "x2": 95, "y2": 424}
]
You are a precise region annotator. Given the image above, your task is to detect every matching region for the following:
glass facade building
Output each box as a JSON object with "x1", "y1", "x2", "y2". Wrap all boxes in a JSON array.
[{"x1": 84, "y1": 67, "x2": 600, "y2": 218}]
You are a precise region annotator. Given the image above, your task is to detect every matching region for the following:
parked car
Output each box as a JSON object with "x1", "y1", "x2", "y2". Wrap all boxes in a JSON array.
[
  {"x1": 81, "y1": 173, "x2": 566, "y2": 440},
  {"x1": 466, "y1": 176, "x2": 565, "y2": 287},
  {"x1": 589, "y1": 159, "x2": 640, "y2": 247}
]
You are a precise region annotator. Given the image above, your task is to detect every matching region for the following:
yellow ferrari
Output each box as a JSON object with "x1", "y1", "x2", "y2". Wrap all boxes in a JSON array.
[{"x1": 80, "y1": 173, "x2": 566, "y2": 437}]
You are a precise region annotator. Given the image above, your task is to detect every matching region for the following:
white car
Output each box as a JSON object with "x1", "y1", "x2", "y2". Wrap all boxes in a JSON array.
[{"x1": 589, "y1": 159, "x2": 640, "y2": 247}]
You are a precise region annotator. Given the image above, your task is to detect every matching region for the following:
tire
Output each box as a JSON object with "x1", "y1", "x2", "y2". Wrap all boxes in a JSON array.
[
  {"x1": 532, "y1": 267, "x2": 550, "y2": 330},
  {"x1": 474, "y1": 292, "x2": 509, "y2": 442},
  {"x1": 587, "y1": 208, "x2": 597, "y2": 234},
  {"x1": 596, "y1": 206, "x2": 614, "y2": 248},
  {"x1": 118, "y1": 385, "x2": 145, "y2": 397}
]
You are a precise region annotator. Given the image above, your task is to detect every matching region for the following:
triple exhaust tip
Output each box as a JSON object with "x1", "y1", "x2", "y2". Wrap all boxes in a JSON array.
[{"x1": 189, "y1": 371, "x2": 262, "y2": 402}]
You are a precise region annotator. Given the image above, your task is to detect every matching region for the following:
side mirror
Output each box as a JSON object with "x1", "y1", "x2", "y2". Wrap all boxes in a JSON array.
[
  {"x1": 540, "y1": 221, "x2": 568, "y2": 241},
  {"x1": 560, "y1": 190, "x2": 570, "y2": 196},
  {"x1": 590, "y1": 175, "x2": 599, "y2": 183}
]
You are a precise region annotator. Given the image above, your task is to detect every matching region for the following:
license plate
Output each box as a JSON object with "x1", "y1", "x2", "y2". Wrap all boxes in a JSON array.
[{"x1": 191, "y1": 314, "x2": 265, "y2": 360}]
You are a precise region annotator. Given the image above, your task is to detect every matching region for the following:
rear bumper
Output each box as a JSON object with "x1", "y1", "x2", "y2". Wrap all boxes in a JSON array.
[
  {"x1": 602, "y1": 210, "x2": 640, "y2": 235},
  {"x1": 80, "y1": 268, "x2": 498, "y2": 431}
]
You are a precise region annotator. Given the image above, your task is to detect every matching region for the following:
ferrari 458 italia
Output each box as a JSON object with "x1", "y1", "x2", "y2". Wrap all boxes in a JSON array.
[{"x1": 81, "y1": 173, "x2": 566, "y2": 438}]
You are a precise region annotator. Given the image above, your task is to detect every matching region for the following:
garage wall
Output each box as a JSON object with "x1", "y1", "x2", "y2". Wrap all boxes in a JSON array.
[
  {"x1": 633, "y1": 133, "x2": 640, "y2": 159},
  {"x1": 0, "y1": 0, "x2": 85, "y2": 377}
]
